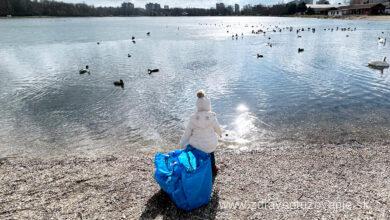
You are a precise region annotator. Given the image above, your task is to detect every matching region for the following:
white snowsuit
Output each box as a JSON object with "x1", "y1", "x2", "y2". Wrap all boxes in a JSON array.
[{"x1": 179, "y1": 96, "x2": 222, "y2": 153}]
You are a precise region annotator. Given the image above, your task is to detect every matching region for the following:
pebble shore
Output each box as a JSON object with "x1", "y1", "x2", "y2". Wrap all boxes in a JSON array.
[{"x1": 1, "y1": 144, "x2": 389, "y2": 219}]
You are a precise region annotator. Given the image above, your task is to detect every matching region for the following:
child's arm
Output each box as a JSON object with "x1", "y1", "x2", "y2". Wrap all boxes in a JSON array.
[
  {"x1": 213, "y1": 116, "x2": 222, "y2": 138},
  {"x1": 179, "y1": 122, "x2": 192, "y2": 148}
]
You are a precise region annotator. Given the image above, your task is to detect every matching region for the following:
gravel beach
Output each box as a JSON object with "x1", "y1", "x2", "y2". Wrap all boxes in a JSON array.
[{"x1": 1, "y1": 144, "x2": 389, "y2": 219}]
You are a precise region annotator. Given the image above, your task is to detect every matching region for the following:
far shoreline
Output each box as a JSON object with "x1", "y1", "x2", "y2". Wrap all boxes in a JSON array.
[
  {"x1": 2, "y1": 15, "x2": 390, "y2": 21},
  {"x1": 295, "y1": 14, "x2": 390, "y2": 21}
]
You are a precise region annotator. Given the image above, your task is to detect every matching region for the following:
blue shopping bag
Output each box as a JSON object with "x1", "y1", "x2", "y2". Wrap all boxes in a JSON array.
[{"x1": 154, "y1": 145, "x2": 212, "y2": 211}]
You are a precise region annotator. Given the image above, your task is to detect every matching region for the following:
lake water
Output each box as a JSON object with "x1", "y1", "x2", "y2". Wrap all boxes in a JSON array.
[{"x1": 1, "y1": 17, "x2": 390, "y2": 156}]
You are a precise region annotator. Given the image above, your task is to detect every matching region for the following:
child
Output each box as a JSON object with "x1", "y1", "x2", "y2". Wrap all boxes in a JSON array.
[{"x1": 180, "y1": 90, "x2": 222, "y2": 176}]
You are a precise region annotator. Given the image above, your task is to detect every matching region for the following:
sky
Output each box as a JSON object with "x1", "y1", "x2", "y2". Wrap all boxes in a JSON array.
[{"x1": 60, "y1": 0, "x2": 334, "y2": 8}]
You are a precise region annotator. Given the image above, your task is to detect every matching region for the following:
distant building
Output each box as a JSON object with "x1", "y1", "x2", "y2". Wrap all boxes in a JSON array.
[
  {"x1": 385, "y1": 5, "x2": 390, "y2": 14},
  {"x1": 328, "y1": 7, "x2": 347, "y2": 16},
  {"x1": 216, "y1": 3, "x2": 225, "y2": 14},
  {"x1": 145, "y1": 3, "x2": 161, "y2": 11},
  {"x1": 306, "y1": 2, "x2": 386, "y2": 17},
  {"x1": 345, "y1": 3, "x2": 385, "y2": 14},
  {"x1": 316, "y1": 0, "x2": 330, "y2": 4},
  {"x1": 350, "y1": 0, "x2": 363, "y2": 4},
  {"x1": 235, "y1": 4, "x2": 240, "y2": 14},
  {"x1": 306, "y1": 4, "x2": 339, "y2": 14},
  {"x1": 350, "y1": 0, "x2": 389, "y2": 4},
  {"x1": 227, "y1": 5, "x2": 234, "y2": 14},
  {"x1": 164, "y1": 5, "x2": 169, "y2": 9},
  {"x1": 243, "y1": 4, "x2": 252, "y2": 10}
]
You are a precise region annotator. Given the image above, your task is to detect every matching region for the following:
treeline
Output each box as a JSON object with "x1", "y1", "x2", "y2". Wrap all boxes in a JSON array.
[
  {"x1": 165, "y1": 2, "x2": 309, "y2": 17},
  {"x1": 0, "y1": 0, "x2": 146, "y2": 16},
  {"x1": 146, "y1": 8, "x2": 218, "y2": 16},
  {"x1": 0, "y1": 0, "x2": 309, "y2": 17},
  {"x1": 241, "y1": 2, "x2": 308, "y2": 16}
]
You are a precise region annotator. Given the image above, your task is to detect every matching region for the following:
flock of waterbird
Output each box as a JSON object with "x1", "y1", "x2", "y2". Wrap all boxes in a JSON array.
[
  {"x1": 78, "y1": 32, "x2": 158, "y2": 88},
  {"x1": 79, "y1": 22, "x2": 389, "y2": 88},
  {"x1": 218, "y1": 22, "x2": 388, "y2": 69}
]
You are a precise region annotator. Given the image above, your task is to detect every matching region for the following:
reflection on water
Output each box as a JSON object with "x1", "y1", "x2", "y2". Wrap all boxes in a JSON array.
[
  {"x1": 229, "y1": 104, "x2": 257, "y2": 145},
  {"x1": 222, "y1": 104, "x2": 253, "y2": 145},
  {"x1": 1, "y1": 17, "x2": 390, "y2": 156}
]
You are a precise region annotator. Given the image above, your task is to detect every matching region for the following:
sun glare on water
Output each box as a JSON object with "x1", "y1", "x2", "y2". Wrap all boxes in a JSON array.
[
  {"x1": 222, "y1": 104, "x2": 256, "y2": 145},
  {"x1": 236, "y1": 104, "x2": 249, "y2": 112}
]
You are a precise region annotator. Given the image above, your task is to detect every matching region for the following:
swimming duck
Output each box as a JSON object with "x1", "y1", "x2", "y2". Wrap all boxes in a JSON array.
[
  {"x1": 79, "y1": 65, "x2": 90, "y2": 74},
  {"x1": 113, "y1": 79, "x2": 124, "y2": 87},
  {"x1": 146, "y1": 32, "x2": 150, "y2": 36},
  {"x1": 257, "y1": 54, "x2": 263, "y2": 58},
  {"x1": 148, "y1": 69, "x2": 159, "y2": 74},
  {"x1": 132, "y1": 40, "x2": 136, "y2": 44},
  {"x1": 298, "y1": 48, "x2": 304, "y2": 53},
  {"x1": 368, "y1": 57, "x2": 389, "y2": 68},
  {"x1": 378, "y1": 37, "x2": 386, "y2": 44},
  {"x1": 131, "y1": 36, "x2": 135, "y2": 40},
  {"x1": 128, "y1": 54, "x2": 131, "y2": 58}
]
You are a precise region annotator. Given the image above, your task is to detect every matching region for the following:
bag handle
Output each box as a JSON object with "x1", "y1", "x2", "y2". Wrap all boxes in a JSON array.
[{"x1": 184, "y1": 151, "x2": 195, "y2": 172}]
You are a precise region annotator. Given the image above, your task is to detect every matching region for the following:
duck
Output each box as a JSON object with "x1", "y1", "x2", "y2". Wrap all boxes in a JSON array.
[
  {"x1": 131, "y1": 36, "x2": 135, "y2": 40},
  {"x1": 132, "y1": 40, "x2": 136, "y2": 44},
  {"x1": 378, "y1": 37, "x2": 386, "y2": 44},
  {"x1": 368, "y1": 57, "x2": 389, "y2": 68},
  {"x1": 146, "y1": 32, "x2": 150, "y2": 36},
  {"x1": 97, "y1": 42, "x2": 100, "y2": 45},
  {"x1": 148, "y1": 69, "x2": 159, "y2": 74},
  {"x1": 257, "y1": 54, "x2": 263, "y2": 58},
  {"x1": 113, "y1": 79, "x2": 124, "y2": 87},
  {"x1": 79, "y1": 65, "x2": 90, "y2": 74},
  {"x1": 298, "y1": 48, "x2": 304, "y2": 53},
  {"x1": 128, "y1": 54, "x2": 131, "y2": 58}
]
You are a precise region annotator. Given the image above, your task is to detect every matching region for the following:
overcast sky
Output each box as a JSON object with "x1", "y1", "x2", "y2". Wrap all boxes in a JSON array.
[{"x1": 60, "y1": 0, "x2": 339, "y2": 8}]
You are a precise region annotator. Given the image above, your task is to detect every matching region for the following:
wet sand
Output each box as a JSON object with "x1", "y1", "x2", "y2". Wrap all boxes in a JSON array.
[{"x1": 1, "y1": 144, "x2": 389, "y2": 219}]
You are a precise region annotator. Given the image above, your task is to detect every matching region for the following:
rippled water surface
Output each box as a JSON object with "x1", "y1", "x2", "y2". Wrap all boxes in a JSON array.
[{"x1": 1, "y1": 17, "x2": 390, "y2": 156}]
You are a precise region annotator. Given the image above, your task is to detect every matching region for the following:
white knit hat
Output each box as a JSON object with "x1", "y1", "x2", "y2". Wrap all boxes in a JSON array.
[
  {"x1": 196, "y1": 89, "x2": 211, "y2": 112},
  {"x1": 196, "y1": 97, "x2": 211, "y2": 112}
]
